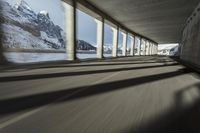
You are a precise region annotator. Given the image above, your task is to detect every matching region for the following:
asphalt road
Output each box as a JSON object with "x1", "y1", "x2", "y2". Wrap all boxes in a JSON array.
[{"x1": 0, "y1": 56, "x2": 200, "y2": 133}]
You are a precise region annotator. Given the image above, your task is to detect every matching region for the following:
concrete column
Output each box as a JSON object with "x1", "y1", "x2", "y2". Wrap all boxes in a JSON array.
[
  {"x1": 122, "y1": 32, "x2": 127, "y2": 56},
  {"x1": 0, "y1": 47, "x2": 7, "y2": 65},
  {"x1": 0, "y1": 31, "x2": 7, "y2": 64},
  {"x1": 130, "y1": 36, "x2": 135, "y2": 56},
  {"x1": 153, "y1": 44, "x2": 155, "y2": 55},
  {"x1": 156, "y1": 44, "x2": 158, "y2": 55},
  {"x1": 152, "y1": 44, "x2": 154, "y2": 55},
  {"x1": 135, "y1": 37, "x2": 139, "y2": 55},
  {"x1": 144, "y1": 40, "x2": 147, "y2": 56},
  {"x1": 63, "y1": 0, "x2": 76, "y2": 60},
  {"x1": 148, "y1": 42, "x2": 150, "y2": 55},
  {"x1": 95, "y1": 18, "x2": 104, "y2": 59},
  {"x1": 146, "y1": 41, "x2": 149, "y2": 55},
  {"x1": 148, "y1": 42, "x2": 151, "y2": 55},
  {"x1": 150, "y1": 43, "x2": 152, "y2": 55},
  {"x1": 147, "y1": 41, "x2": 150, "y2": 55},
  {"x1": 139, "y1": 38, "x2": 142, "y2": 56},
  {"x1": 112, "y1": 27, "x2": 118, "y2": 57}
]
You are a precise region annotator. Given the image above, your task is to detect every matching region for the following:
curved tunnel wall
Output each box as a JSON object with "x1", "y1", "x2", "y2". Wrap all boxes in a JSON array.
[{"x1": 181, "y1": 2, "x2": 200, "y2": 68}]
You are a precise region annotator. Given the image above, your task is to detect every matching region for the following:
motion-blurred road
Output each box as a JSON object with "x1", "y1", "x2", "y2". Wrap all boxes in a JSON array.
[{"x1": 0, "y1": 56, "x2": 200, "y2": 133}]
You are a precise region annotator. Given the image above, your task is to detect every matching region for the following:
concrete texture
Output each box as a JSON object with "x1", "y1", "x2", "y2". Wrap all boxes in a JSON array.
[
  {"x1": 122, "y1": 32, "x2": 127, "y2": 56},
  {"x1": 86, "y1": 0, "x2": 199, "y2": 43},
  {"x1": 63, "y1": 1, "x2": 76, "y2": 60},
  {"x1": 181, "y1": 3, "x2": 200, "y2": 68},
  {"x1": 95, "y1": 19, "x2": 104, "y2": 59},
  {"x1": 0, "y1": 56, "x2": 200, "y2": 133},
  {"x1": 112, "y1": 27, "x2": 118, "y2": 57},
  {"x1": 0, "y1": 2, "x2": 7, "y2": 64}
]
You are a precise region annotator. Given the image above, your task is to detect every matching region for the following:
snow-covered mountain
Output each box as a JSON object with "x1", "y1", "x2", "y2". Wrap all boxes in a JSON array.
[
  {"x1": 104, "y1": 45, "x2": 112, "y2": 54},
  {"x1": 0, "y1": 0, "x2": 65, "y2": 50},
  {"x1": 0, "y1": 0, "x2": 99, "y2": 51},
  {"x1": 76, "y1": 40, "x2": 96, "y2": 51}
]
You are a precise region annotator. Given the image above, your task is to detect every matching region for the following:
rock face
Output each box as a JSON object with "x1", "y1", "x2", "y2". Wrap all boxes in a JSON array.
[
  {"x1": 37, "y1": 10, "x2": 65, "y2": 48},
  {"x1": 14, "y1": 0, "x2": 37, "y2": 22}
]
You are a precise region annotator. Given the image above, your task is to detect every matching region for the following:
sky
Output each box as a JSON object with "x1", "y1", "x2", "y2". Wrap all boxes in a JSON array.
[{"x1": 6, "y1": 0, "x2": 131, "y2": 46}]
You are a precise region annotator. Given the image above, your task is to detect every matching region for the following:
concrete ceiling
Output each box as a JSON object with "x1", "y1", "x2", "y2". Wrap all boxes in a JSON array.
[{"x1": 86, "y1": 0, "x2": 199, "y2": 44}]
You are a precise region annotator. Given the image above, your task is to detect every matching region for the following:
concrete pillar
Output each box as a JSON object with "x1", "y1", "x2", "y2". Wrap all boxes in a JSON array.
[
  {"x1": 0, "y1": 47, "x2": 7, "y2": 65},
  {"x1": 154, "y1": 44, "x2": 156, "y2": 55},
  {"x1": 95, "y1": 18, "x2": 104, "y2": 59},
  {"x1": 146, "y1": 41, "x2": 149, "y2": 55},
  {"x1": 122, "y1": 32, "x2": 127, "y2": 56},
  {"x1": 135, "y1": 37, "x2": 139, "y2": 55},
  {"x1": 0, "y1": 34, "x2": 7, "y2": 64},
  {"x1": 112, "y1": 27, "x2": 118, "y2": 57},
  {"x1": 152, "y1": 44, "x2": 154, "y2": 55},
  {"x1": 63, "y1": 0, "x2": 76, "y2": 60},
  {"x1": 144, "y1": 40, "x2": 147, "y2": 56},
  {"x1": 130, "y1": 36, "x2": 135, "y2": 56},
  {"x1": 148, "y1": 42, "x2": 151, "y2": 55},
  {"x1": 139, "y1": 38, "x2": 142, "y2": 56},
  {"x1": 156, "y1": 44, "x2": 158, "y2": 55},
  {"x1": 153, "y1": 44, "x2": 155, "y2": 55},
  {"x1": 148, "y1": 42, "x2": 150, "y2": 55},
  {"x1": 150, "y1": 43, "x2": 152, "y2": 55}
]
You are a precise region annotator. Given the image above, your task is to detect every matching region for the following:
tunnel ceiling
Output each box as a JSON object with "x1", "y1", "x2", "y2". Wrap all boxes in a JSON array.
[{"x1": 86, "y1": 0, "x2": 199, "y2": 44}]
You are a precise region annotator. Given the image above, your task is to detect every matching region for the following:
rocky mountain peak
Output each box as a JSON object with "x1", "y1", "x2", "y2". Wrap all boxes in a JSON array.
[
  {"x1": 14, "y1": 0, "x2": 37, "y2": 22},
  {"x1": 39, "y1": 11, "x2": 50, "y2": 18},
  {"x1": 14, "y1": 0, "x2": 34, "y2": 14}
]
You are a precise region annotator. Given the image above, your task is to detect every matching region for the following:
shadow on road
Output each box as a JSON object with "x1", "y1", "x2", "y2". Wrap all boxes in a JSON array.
[
  {"x1": 0, "y1": 63, "x2": 179, "y2": 82},
  {"x1": 32, "y1": 60, "x2": 175, "y2": 69},
  {"x1": 0, "y1": 56, "x2": 174, "y2": 72},
  {"x1": 0, "y1": 68, "x2": 191, "y2": 115}
]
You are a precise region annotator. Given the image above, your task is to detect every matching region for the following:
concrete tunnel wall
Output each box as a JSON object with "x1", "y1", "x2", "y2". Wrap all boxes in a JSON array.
[
  {"x1": 180, "y1": 2, "x2": 200, "y2": 68},
  {"x1": 0, "y1": 3, "x2": 7, "y2": 64}
]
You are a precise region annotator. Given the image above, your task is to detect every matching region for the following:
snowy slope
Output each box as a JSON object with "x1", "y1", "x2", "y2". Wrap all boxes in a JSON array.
[
  {"x1": 0, "y1": 0, "x2": 64, "y2": 50},
  {"x1": 0, "y1": 0, "x2": 98, "y2": 52},
  {"x1": 1, "y1": 24, "x2": 52, "y2": 49}
]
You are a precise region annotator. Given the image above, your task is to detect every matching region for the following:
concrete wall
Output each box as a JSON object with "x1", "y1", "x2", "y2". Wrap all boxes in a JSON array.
[
  {"x1": 0, "y1": 4, "x2": 7, "y2": 65},
  {"x1": 180, "y1": 2, "x2": 200, "y2": 67}
]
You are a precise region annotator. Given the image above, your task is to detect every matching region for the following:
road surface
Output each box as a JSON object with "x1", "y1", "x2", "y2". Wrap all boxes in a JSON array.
[{"x1": 0, "y1": 56, "x2": 200, "y2": 133}]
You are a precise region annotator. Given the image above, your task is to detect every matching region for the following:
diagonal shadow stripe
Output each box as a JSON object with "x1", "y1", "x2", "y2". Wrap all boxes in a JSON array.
[
  {"x1": 0, "y1": 68, "x2": 191, "y2": 115},
  {"x1": 0, "y1": 63, "x2": 179, "y2": 82}
]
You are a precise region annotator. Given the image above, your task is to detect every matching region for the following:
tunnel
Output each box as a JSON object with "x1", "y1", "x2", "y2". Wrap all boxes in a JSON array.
[{"x1": 0, "y1": 0, "x2": 200, "y2": 133}]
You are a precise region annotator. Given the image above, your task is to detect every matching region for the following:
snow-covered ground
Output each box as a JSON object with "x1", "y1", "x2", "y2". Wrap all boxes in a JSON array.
[{"x1": 4, "y1": 52, "x2": 113, "y2": 63}]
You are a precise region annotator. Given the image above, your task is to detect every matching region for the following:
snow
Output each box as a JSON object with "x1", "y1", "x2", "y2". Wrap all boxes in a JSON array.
[
  {"x1": 40, "y1": 31, "x2": 62, "y2": 47},
  {"x1": 39, "y1": 10, "x2": 49, "y2": 16},
  {"x1": 1, "y1": 1, "x2": 36, "y2": 24},
  {"x1": 1, "y1": 24, "x2": 52, "y2": 49}
]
